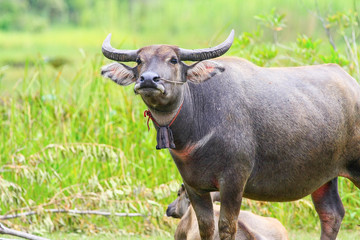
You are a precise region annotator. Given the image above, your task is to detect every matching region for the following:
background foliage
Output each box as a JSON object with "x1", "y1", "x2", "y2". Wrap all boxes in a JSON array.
[{"x1": 0, "y1": 0, "x2": 360, "y2": 239}]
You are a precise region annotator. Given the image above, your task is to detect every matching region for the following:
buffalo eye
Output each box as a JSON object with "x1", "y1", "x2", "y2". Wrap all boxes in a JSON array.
[
  {"x1": 136, "y1": 58, "x2": 142, "y2": 65},
  {"x1": 170, "y1": 57, "x2": 178, "y2": 64}
]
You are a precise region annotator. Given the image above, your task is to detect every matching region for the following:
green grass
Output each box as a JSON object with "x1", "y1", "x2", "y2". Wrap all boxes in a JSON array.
[
  {"x1": 6, "y1": 229, "x2": 360, "y2": 240},
  {"x1": 6, "y1": 232, "x2": 169, "y2": 240},
  {"x1": 0, "y1": 54, "x2": 182, "y2": 235},
  {"x1": 289, "y1": 229, "x2": 360, "y2": 240},
  {"x1": 1, "y1": 0, "x2": 360, "y2": 238}
]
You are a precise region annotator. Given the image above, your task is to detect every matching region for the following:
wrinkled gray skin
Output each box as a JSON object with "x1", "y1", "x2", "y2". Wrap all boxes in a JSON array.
[
  {"x1": 101, "y1": 32, "x2": 360, "y2": 240},
  {"x1": 166, "y1": 185, "x2": 288, "y2": 240}
]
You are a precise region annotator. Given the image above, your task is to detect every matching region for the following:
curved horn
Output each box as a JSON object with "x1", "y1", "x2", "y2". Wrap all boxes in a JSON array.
[
  {"x1": 102, "y1": 33, "x2": 138, "y2": 62},
  {"x1": 179, "y1": 29, "x2": 235, "y2": 61}
]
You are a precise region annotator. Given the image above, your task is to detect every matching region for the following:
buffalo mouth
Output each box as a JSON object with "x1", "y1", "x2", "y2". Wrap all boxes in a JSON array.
[{"x1": 134, "y1": 82, "x2": 165, "y2": 95}]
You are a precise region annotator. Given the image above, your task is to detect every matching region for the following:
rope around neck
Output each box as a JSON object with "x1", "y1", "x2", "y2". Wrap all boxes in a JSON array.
[{"x1": 144, "y1": 102, "x2": 184, "y2": 131}]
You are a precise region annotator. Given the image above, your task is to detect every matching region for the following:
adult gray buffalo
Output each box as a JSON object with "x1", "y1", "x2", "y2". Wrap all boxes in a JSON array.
[{"x1": 100, "y1": 30, "x2": 360, "y2": 240}]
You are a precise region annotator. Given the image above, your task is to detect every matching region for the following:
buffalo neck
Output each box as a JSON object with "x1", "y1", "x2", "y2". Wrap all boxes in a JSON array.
[
  {"x1": 169, "y1": 85, "x2": 195, "y2": 149},
  {"x1": 167, "y1": 79, "x2": 232, "y2": 152},
  {"x1": 145, "y1": 83, "x2": 195, "y2": 150},
  {"x1": 145, "y1": 92, "x2": 185, "y2": 127}
]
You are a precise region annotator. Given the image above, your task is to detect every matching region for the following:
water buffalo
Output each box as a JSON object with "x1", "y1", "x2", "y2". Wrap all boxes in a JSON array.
[
  {"x1": 100, "y1": 30, "x2": 360, "y2": 240},
  {"x1": 167, "y1": 184, "x2": 288, "y2": 240}
]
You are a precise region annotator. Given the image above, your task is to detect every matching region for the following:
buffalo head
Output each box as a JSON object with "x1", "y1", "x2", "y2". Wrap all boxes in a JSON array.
[{"x1": 101, "y1": 30, "x2": 234, "y2": 111}]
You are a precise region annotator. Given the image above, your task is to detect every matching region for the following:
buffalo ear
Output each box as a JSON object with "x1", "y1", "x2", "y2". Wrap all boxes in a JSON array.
[
  {"x1": 101, "y1": 62, "x2": 136, "y2": 86},
  {"x1": 186, "y1": 60, "x2": 225, "y2": 83}
]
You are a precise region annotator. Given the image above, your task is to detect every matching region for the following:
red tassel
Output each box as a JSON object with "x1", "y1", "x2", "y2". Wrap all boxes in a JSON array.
[{"x1": 144, "y1": 110, "x2": 159, "y2": 131}]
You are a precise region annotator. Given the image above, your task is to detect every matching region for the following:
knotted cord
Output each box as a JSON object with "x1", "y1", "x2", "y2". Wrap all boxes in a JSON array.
[{"x1": 143, "y1": 102, "x2": 184, "y2": 131}]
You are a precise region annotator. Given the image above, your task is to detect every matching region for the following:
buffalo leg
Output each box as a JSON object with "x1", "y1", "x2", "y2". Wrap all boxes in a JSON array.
[
  {"x1": 218, "y1": 178, "x2": 247, "y2": 240},
  {"x1": 185, "y1": 185, "x2": 215, "y2": 240},
  {"x1": 311, "y1": 178, "x2": 345, "y2": 240}
]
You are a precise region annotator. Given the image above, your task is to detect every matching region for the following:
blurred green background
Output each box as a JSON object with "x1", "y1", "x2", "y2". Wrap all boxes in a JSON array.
[
  {"x1": 0, "y1": 0, "x2": 360, "y2": 239},
  {"x1": 0, "y1": 0, "x2": 356, "y2": 66}
]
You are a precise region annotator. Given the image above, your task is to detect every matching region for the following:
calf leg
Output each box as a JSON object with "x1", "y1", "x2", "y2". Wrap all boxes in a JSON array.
[
  {"x1": 185, "y1": 185, "x2": 215, "y2": 240},
  {"x1": 311, "y1": 178, "x2": 345, "y2": 240}
]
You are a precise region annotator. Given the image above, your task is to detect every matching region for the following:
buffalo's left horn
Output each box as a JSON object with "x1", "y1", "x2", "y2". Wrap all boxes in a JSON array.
[
  {"x1": 179, "y1": 29, "x2": 234, "y2": 61},
  {"x1": 102, "y1": 33, "x2": 138, "y2": 62}
]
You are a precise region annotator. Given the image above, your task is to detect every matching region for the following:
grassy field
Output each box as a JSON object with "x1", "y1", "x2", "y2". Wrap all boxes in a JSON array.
[
  {"x1": 40, "y1": 230, "x2": 360, "y2": 239},
  {"x1": 1, "y1": 0, "x2": 360, "y2": 239},
  {"x1": 5, "y1": 229, "x2": 360, "y2": 239}
]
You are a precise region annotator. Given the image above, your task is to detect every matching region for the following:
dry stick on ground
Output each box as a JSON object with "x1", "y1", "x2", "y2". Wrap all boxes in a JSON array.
[
  {"x1": 0, "y1": 238, "x2": 22, "y2": 240},
  {"x1": 0, "y1": 209, "x2": 144, "y2": 220},
  {"x1": 0, "y1": 223, "x2": 50, "y2": 240},
  {"x1": 0, "y1": 210, "x2": 144, "y2": 240}
]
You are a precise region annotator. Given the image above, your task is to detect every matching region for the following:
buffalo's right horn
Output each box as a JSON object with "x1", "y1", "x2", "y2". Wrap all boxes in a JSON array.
[
  {"x1": 102, "y1": 33, "x2": 138, "y2": 62},
  {"x1": 179, "y1": 29, "x2": 234, "y2": 61}
]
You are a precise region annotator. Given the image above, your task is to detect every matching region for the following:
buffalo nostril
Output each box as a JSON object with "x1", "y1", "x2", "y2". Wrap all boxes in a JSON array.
[
  {"x1": 141, "y1": 71, "x2": 160, "y2": 83},
  {"x1": 153, "y1": 76, "x2": 160, "y2": 82}
]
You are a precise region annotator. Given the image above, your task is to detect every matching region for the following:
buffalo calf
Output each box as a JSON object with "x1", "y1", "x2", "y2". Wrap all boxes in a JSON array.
[{"x1": 166, "y1": 185, "x2": 288, "y2": 240}]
